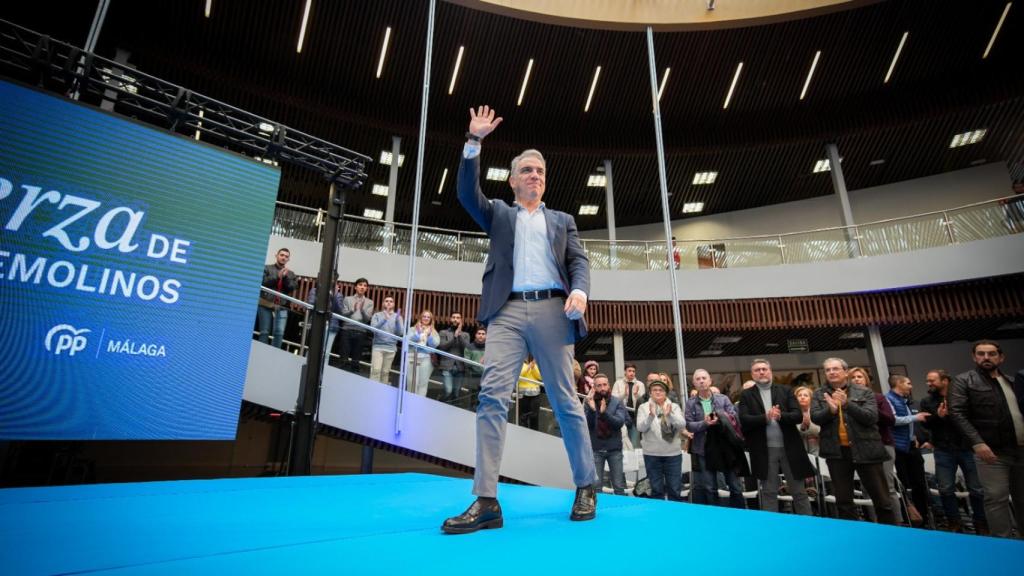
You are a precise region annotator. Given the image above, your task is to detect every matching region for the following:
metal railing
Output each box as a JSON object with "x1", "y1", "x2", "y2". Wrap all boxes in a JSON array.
[{"x1": 272, "y1": 194, "x2": 1024, "y2": 270}]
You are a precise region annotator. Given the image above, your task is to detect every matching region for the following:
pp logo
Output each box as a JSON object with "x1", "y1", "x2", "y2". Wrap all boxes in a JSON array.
[{"x1": 45, "y1": 324, "x2": 92, "y2": 356}]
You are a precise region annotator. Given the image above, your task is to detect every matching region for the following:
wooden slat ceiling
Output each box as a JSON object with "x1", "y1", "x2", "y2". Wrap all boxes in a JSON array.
[{"x1": 2, "y1": 0, "x2": 1021, "y2": 232}]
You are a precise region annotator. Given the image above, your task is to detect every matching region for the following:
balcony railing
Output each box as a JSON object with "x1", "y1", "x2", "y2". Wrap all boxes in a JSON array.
[{"x1": 272, "y1": 194, "x2": 1024, "y2": 270}]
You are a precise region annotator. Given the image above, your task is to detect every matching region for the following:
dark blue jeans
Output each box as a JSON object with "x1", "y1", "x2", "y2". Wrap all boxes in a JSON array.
[
  {"x1": 643, "y1": 453, "x2": 682, "y2": 501},
  {"x1": 933, "y1": 447, "x2": 986, "y2": 523},
  {"x1": 594, "y1": 449, "x2": 626, "y2": 495},
  {"x1": 692, "y1": 454, "x2": 746, "y2": 508}
]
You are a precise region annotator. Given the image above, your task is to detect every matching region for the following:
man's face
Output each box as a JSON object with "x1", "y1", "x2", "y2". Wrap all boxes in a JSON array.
[
  {"x1": 625, "y1": 367, "x2": 636, "y2": 381},
  {"x1": 895, "y1": 378, "x2": 913, "y2": 397},
  {"x1": 594, "y1": 377, "x2": 610, "y2": 395},
  {"x1": 823, "y1": 360, "x2": 847, "y2": 386},
  {"x1": 355, "y1": 281, "x2": 368, "y2": 295},
  {"x1": 474, "y1": 329, "x2": 486, "y2": 344},
  {"x1": 275, "y1": 250, "x2": 290, "y2": 266},
  {"x1": 692, "y1": 371, "x2": 711, "y2": 393},
  {"x1": 383, "y1": 297, "x2": 395, "y2": 311},
  {"x1": 645, "y1": 373, "x2": 661, "y2": 386},
  {"x1": 509, "y1": 156, "x2": 545, "y2": 203},
  {"x1": 450, "y1": 313, "x2": 462, "y2": 326},
  {"x1": 925, "y1": 371, "x2": 941, "y2": 393},
  {"x1": 751, "y1": 362, "x2": 772, "y2": 384},
  {"x1": 972, "y1": 344, "x2": 1004, "y2": 372}
]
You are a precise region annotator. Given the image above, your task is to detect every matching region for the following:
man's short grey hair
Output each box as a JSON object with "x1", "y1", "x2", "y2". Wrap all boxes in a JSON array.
[
  {"x1": 822, "y1": 357, "x2": 849, "y2": 370},
  {"x1": 751, "y1": 358, "x2": 771, "y2": 369},
  {"x1": 510, "y1": 149, "x2": 545, "y2": 175},
  {"x1": 692, "y1": 368, "x2": 711, "y2": 381}
]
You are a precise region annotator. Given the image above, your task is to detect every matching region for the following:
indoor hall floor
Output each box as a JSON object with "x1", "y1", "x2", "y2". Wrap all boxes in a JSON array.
[{"x1": 1, "y1": 473, "x2": 1020, "y2": 574}]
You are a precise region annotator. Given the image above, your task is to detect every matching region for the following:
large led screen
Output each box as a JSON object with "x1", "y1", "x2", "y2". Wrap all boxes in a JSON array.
[{"x1": 0, "y1": 80, "x2": 281, "y2": 439}]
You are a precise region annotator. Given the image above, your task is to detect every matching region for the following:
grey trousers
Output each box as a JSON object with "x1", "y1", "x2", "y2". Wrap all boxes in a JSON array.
[
  {"x1": 759, "y1": 446, "x2": 813, "y2": 515},
  {"x1": 472, "y1": 297, "x2": 598, "y2": 497},
  {"x1": 883, "y1": 445, "x2": 904, "y2": 523},
  {"x1": 975, "y1": 444, "x2": 1024, "y2": 539}
]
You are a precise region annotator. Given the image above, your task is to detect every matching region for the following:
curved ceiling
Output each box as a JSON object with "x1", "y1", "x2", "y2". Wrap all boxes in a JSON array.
[{"x1": 1, "y1": 0, "x2": 1021, "y2": 232}]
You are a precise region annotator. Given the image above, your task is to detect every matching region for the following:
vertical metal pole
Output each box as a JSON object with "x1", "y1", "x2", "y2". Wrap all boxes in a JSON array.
[
  {"x1": 72, "y1": 0, "x2": 111, "y2": 101},
  {"x1": 646, "y1": 27, "x2": 689, "y2": 399},
  {"x1": 826, "y1": 143, "x2": 860, "y2": 258},
  {"x1": 604, "y1": 159, "x2": 618, "y2": 268},
  {"x1": 866, "y1": 325, "x2": 890, "y2": 394},
  {"x1": 385, "y1": 135, "x2": 402, "y2": 253},
  {"x1": 396, "y1": 0, "x2": 436, "y2": 435}
]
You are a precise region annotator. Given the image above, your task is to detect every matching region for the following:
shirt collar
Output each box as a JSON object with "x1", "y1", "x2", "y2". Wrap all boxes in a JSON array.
[{"x1": 514, "y1": 201, "x2": 546, "y2": 213}]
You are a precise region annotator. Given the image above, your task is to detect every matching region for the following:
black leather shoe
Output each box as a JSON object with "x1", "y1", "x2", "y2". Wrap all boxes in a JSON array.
[
  {"x1": 442, "y1": 498, "x2": 503, "y2": 534},
  {"x1": 570, "y1": 486, "x2": 597, "y2": 521}
]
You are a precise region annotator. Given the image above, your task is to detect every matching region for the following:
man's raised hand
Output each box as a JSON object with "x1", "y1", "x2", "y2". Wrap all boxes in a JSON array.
[{"x1": 468, "y1": 106, "x2": 503, "y2": 139}]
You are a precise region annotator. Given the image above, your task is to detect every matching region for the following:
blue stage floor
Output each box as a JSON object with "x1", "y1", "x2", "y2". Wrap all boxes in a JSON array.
[{"x1": 1, "y1": 473, "x2": 1020, "y2": 574}]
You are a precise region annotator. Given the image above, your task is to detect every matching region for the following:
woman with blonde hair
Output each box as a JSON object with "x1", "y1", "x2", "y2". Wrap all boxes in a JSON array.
[
  {"x1": 849, "y1": 366, "x2": 904, "y2": 524},
  {"x1": 406, "y1": 309, "x2": 440, "y2": 397},
  {"x1": 793, "y1": 385, "x2": 819, "y2": 456}
]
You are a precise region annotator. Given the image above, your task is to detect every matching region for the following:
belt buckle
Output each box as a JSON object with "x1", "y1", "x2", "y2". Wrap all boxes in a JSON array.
[{"x1": 526, "y1": 289, "x2": 540, "y2": 301}]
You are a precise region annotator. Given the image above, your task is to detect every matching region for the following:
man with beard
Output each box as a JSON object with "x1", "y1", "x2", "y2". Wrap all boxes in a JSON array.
[
  {"x1": 585, "y1": 374, "x2": 628, "y2": 495},
  {"x1": 950, "y1": 340, "x2": 1023, "y2": 539},
  {"x1": 921, "y1": 370, "x2": 987, "y2": 533}
]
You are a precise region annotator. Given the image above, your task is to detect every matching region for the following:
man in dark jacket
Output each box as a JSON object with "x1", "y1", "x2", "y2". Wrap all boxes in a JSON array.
[
  {"x1": 811, "y1": 357, "x2": 896, "y2": 524},
  {"x1": 949, "y1": 340, "x2": 1023, "y2": 539},
  {"x1": 739, "y1": 358, "x2": 814, "y2": 515},
  {"x1": 921, "y1": 370, "x2": 987, "y2": 533},
  {"x1": 585, "y1": 374, "x2": 628, "y2": 495},
  {"x1": 437, "y1": 312, "x2": 471, "y2": 404},
  {"x1": 257, "y1": 248, "x2": 297, "y2": 349}
]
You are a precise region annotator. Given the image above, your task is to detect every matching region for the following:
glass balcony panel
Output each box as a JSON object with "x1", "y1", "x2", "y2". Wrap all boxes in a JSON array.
[
  {"x1": 858, "y1": 215, "x2": 948, "y2": 257},
  {"x1": 781, "y1": 229, "x2": 854, "y2": 263}
]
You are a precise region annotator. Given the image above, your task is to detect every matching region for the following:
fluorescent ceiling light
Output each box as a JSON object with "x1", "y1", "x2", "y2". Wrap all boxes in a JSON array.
[
  {"x1": 723, "y1": 62, "x2": 743, "y2": 109},
  {"x1": 713, "y1": 336, "x2": 742, "y2": 344},
  {"x1": 950, "y1": 129, "x2": 987, "y2": 148},
  {"x1": 699, "y1": 349, "x2": 724, "y2": 356},
  {"x1": 839, "y1": 332, "x2": 864, "y2": 340},
  {"x1": 363, "y1": 208, "x2": 384, "y2": 220},
  {"x1": 204, "y1": 0, "x2": 212, "y2": 18},
  {"x1": 517, "y1": 59, "x2": 534, "y2": 106},
  {"x1": 371, "y1": 184, "x2": 389, "y2": 196},
  {"x1": 296, "y1": 0, "x2": 313, "y2": 54},
  {"x1": 379, "y1": 151, "x2": 405, "y2": 166},
  {"x1": 683, "y1": 202, "x2": 705, "y2": 213},
  {"x1": 692, "y1": 171, "x2": 717, "y2": 185},
  {"x1": 376, "y1": 26, "x2": 391, "y2": 79},
  {"x1": 486, "y1": 167, "x2": 510, "y2": 181},
  {"x1": 584, "y1": 66, "x2": 601, "y2": 112},
  {"x1": 869, "y1": 158, "x2": 886, "y2": 166},
  {"x1": 800, "y1": 51, "x2": 821, "y2": 100},
  {"x1": 578, "y1": 204, "x2": 600, "y2": 216},
  {"x1": 448, "y1": 46, "x2": 464, "y2": 95},
  {"x1": 437, "y1": 168, "x2": 448, "y2": 194},
  {"x1": 813, "y1": 157, "x2": 841, "y2": 173},
  {"x1": 587, "y1": 174, "x2": 607, "y2": 187},
  {"x1": 258, "y1": 122, "x2": 274, "y2": 134},
  {"x1": 983, "y1": 3, "x2": 1013, "y2": 59},
  {"x1": 657, "y1": 67, "x2": 671, "y2": 101},
  {"x1": 585, "y1": 349, "x2": 608, "y2": 356},
  {"x1": 884, "y1": 31, "x2": 908, "y2": 84}
]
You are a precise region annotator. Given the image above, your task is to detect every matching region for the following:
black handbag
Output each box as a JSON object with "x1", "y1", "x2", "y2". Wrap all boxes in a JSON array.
[{"x1": 716, "y1": 409, "x2": 746, "y2": 449}]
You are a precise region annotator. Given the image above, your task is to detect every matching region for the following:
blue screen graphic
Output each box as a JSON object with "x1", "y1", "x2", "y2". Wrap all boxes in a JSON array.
[{"x1": 0, "y1": 80, "x2": 281, "y2": 439}]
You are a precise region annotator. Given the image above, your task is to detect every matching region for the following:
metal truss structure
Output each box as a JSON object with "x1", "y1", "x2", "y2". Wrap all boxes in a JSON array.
[{"x1": 0, "y1": 19, "x2": 370, "y2": 188}]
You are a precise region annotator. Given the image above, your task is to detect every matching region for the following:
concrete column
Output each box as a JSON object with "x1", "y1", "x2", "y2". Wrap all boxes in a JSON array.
[
  {"x1": 613, "y1": 331, "x2": 625, "y2": 383},
  {"x1": 384, "y1": 135, "x2": 401, "y2": 252},
  {"x1": 865, "y1": 324, "x2": 890, "y2": 393},
  {"x1": 603, "y1": 159, "x2": 617, "y2": 268},
  {"x1": 826, "y1": 142, "x2": 860, "y2": 257}
]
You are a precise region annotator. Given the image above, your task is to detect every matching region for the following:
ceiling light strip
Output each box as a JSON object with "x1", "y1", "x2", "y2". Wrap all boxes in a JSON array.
[
  {"x1": 983, "y1": 2, "x2": 1012, "y2": 59},
  {"x1": 448, "y1": 46, "x2": 464, "y2": 95},
  {"x1": 517, "y1": 58, "x2": 534, "y2": 106},
  {"x1": 723, "y1": 62, "x2": 742, "y2": 109},
  {"x1": 437, "y1": 168, "x2": 448, "y2": 194},
  {"x1": 376, "y1": 26, "x2": 392, "y2": 78},
  {"x1": 799, "y1": 51, "x2": 821, "y2": 100},
  {"x1": 884, "y1": 31, "x2": 908, "y2": 84},
  {"x1": 584, "y1": 66, "x2": 601, "y2": 112},
  {"x1": 296, "y1": 0, "x2": 313, "y2": 54},
  {"x1": 657, "y1": 67, "x2": 670, "y2": 101},
  {"x1": 204, "y1": 0, "x2": 212, "y2": 18}
]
